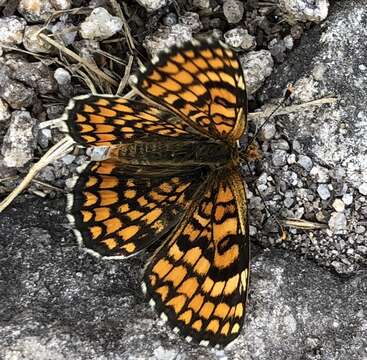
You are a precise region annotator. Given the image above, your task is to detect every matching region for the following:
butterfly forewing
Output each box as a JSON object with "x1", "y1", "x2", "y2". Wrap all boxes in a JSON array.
[
  {"x1": 67, "y1": 160, "x2": 209, "y2": 258},
  {"x1": 63, "y1": 95, "x2": 202, "y2": 147},
  {"x1": 132, "y1": 40, "x2": 247, "y2": 142},
  {"x1": 143, "y1": 169, "x2": 249, "y2": 346}
]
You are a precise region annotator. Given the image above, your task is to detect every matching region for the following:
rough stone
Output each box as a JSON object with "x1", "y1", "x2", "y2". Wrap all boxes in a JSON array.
[
  {"x1": 279, "y1": 0, "x2": 329, "y2": 23},
  {"x1": 328, "y1": 212, "x2": 347, "y2": 235},
  {"x1": 240, "y1": 50, "x2": 274, "y2": 94},
  {"x1": 1, "y1": 111, "x2": 37, "y2": 168},
  {"x1": 224, "y1": 28, "x2": 256, "y2": 50},
  {"x1": 179, "y1": 12, "x2": 203, "y2": 33},
  {"x1": 23, "y1": 25, "x2": 53, "y2": 53},
  {"x1": 18, "y1": 0, "x2": 71, "y2": 23},
  {"x1": 0, "y1": 16, "x2": 26, "y2": 45},
  {"x1": 332, "y1": 198, "x2": 345, "y2": 212},
  {"x1": 80, "y1": 8, "x2": 123, "y2": 41},
  {"x1": 0, "y1": 98, "x2": 11, "y2": 124},
  {"x1": 144, "y1": 24, "x2": 192, "y2": 57},
  {"x1": 223, "y1": 0, "x2": 244, "y2": 24},
  {"x1": 342, "y1": 193, "x2": 353, "y2": 206},
  {"x1": 358, "y1": 182, "x2": 367, "y2": 195},
  {"x1": 297, "y1": 155, "x2": 313, "y2": 171},
  {"x1": 136, "y1": 0, "x2": 170, "y2": 12},
  {"x1": 317, "y1": 184, "x2": 331, "y2": 200}
]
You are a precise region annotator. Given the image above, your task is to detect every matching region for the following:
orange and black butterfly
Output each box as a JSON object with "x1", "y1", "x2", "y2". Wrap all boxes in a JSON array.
[{"x1": 61, "y1": 38, "x2": 249, "y2": 347}]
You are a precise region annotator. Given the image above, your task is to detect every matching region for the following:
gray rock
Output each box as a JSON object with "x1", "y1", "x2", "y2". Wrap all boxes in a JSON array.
[
  {"x1": 342, "y1": 193, "x2": 353, "y2": 206},
  {"x1": 272, "y1": 149, "x2": 288, "y2": 167},
  {"x1": 0, "y1": 16, "x2": 26, "y2": 45},
  {"x1": 18, "y1": 0, "x2": 71, "y2": 23},
  {"x1": 297, "y1": 155, "x2": 313, "y2": 171},
  {"x1": 240, "y1": 50, "x2": 274, "y2": 94},
  {"x1": 358, "y1": 182, "x2": 367, "y2": 195},
  {"x1": 0, "y1": 98, "x2": 10, "y2": 124},
  {"x1": 80, "y1": 7, "x2": 123, "y2": 41},
  {"x1": 1, "y1": 201, "x2": 366, "y2": 360},
  {"x1": 1, "y1": 111, "x2": 37, "y2": 168},
  {"x1": 332, "y1": 198, "x2": 345, "y2": 212},
  {"x1": 180, "y1": 12, "x2": 203, "y2": 33},
  {"x1": 23, "y1": 25, "x2": 53, "y2": 53},
  {"x1": 317, "y1": 184, "x2": 331, "y2": 200},
  {"x1": 192, "y1": 0, "x2": 210, "y2": 9},
  {"x1": 279, "y1": 0, "x2": 329, "y2": 23},
  {"x1": 144, "y1": 24, "x2": 193, "y2": 57},
  {"x1": 0, "y1": 65, "x2": 35, "y2": 109},
  {"x1": 224, "y1": 28, "x2": 256, "y2": 50},
  {"x1": 328, "y1": 212, "x2": 347, "y2": 234},
  {"x1": 223, "y1": 0, "x2": 244, "y2": 24},
  {"x1": 51, "y1": 21, "x2": 77, "y2": 45},
  {"x1": 268, "y1": 38, "x2": 287, "y2": 63},
  {"x1": 136, "y1": 0, "x2": 170, "y2": 11},
  {"x1": 260, "y1": 122, "x2": 276, "y2": 140},
  {"x1": 310, "y1": 165, "x2": 330, "y2": 183},
  {"x1": 162, "y1": 13, "x2": 177, "y2": 26}
]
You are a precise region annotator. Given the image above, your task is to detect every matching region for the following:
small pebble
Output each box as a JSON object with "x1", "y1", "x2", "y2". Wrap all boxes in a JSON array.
[
  {"x1": 193, "y1": 0, "x2": 210, "y2": 9},
  {"x1": 271, "y1": 139, "x2": 290, "y2": 151},
  {"x1": 51, "y1": 21, "x2": 77, "y2": 45},
  {"x1": 23, "y1": 25, "x2": 53, "y2": 53},
  {"x1": 317, "y1": 184, "x2": 331, "y2": 200},
  {"x1": 240, "y1": 50, "x2": 274, "y2": 94},
  {"x1": 54, "y1": 68, "x2": 71, "y2": 86},
  {"x1": 261, "y1": 123, "x2": 276, "y2": 140},
  {"x1": 272, "y1": 150, "x2": 288, "y2": 167},
  {"x1": 310, "y1": 165, "x2": 330, "y2": 183},
  {"x1": 279, "y1": 0, "x2": 329, "y2": 23},
  {"x1": 342, "y1": 193, "x2": 353, "y2": 206},
  {"x1": 223, "y1": 0, "x2": 244, "y2": 24},
  {"x1": 358, "y1": 183, "x2": 367, "y2": 195},
  {"x1": 224, "y1": 28, "x2": 256, "y2": 50},
  {"x1": 1, "y1": 111, "x2": 37, "y2": 168},
  {"x1": 0, "y1": 99, "x2": 11, "y2": 123},
  {"x1": 355, "y1": 226, "x2": 365, "y2": 235},
  {"x1": 18, "y1": 0, "x2": 71, "y2": 23},
  {"x1": 287, "y1": 153, "x2": 296, "y2": 164},
  {"x1": 0, "y1": 16, "x2": 26, "y2": 45},
  {"x1": 283, "y1": 35, "x2": 294, "y2": 49},
  {"x1": 179, "y1": 12, "x2": 203, "y2": 33},
  {"x1": 332, "y1": 199, "x2": 345, "y2": 212},
  {"x1": 162, "y1": 13, "x2": 177, "y2": 26},
  {"x1": 136, "y1": 0, "x2": 170, "y2": 11},
  {"x1": 268, "y1": 38, "x2": 287, "y2": 62},
  {"x1": 80, "y1": 8, "x2": 123, "y2": 40},
  {"x1": 297, "y1": 155, "x2": 313, "y2": 171},
  {"x1": 328, "y1": 212, "x2": 347, "y2": 235}
]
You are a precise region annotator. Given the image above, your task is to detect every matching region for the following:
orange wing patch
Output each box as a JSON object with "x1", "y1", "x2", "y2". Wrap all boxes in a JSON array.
[
  {"x1": 132, "y1": 39, "x2": 247, "y2": 142},
  {"x1": 63, "y1": 95, "x2": 200, "y2": 147},
  {"x1": 67, "y1": 160, "x2": 207, "y2": 258},
  {"x1": 143, "y1": 169, "x2": 249, "y2": 346}
]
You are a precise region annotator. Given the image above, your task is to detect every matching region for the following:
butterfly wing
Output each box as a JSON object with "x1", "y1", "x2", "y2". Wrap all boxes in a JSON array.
[
  {"x1": 143, "y1": 169, "x2": 249, "y2": 346},
  {"x1": 62, "y1": 95, "x2": 204, "y2": 147},
  {"x1": 131, "y1": 39, "x2": 247, "y2": 142},
  {"x1": 67, "y1": 160, "x2": 209, "y2": 258}
]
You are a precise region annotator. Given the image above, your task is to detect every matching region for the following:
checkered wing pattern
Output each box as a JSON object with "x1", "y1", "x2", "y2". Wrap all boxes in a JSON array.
[
  {"x1": 131, "y1": 39, "x2": 247, "y2": 142},
  {"x1": 67, "y1": 160, "x2": 207, "y2": 258},
  {"x1": 143, "y1": 170, "x2": 249, "y2": 346}
]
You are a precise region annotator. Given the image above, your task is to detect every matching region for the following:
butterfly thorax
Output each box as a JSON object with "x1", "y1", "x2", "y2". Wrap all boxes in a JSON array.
[{"x1": 107, "y1": 140, "x2": 238, "y2": 169}]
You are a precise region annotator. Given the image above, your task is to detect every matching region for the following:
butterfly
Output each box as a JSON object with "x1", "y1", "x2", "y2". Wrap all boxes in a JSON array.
[{"x1": 62, "y1": 38, "x2": 249, "y2": 347}]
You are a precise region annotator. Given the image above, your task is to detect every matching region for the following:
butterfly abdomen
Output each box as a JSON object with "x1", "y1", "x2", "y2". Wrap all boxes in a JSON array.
[{"x1": 107, "y1": 141, "x2": 236, "y2": 168}]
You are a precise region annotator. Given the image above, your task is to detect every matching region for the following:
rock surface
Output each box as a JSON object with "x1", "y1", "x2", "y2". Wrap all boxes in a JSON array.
[{"x1": 0, "y1": 197, "x2": 366, "y2": 360}]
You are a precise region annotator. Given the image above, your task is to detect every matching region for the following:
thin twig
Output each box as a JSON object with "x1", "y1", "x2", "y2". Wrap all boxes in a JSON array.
[
  {"x1": 248, "y1": 97, "x2": 337, "y2": 121},
  {"x1": 0, "y1": 137, "x2": 74, "y2": 213},
  {"x1": 38, "y1": 33, "x2": 119, "y2": 87},
  {"x1": 116, "y1": 55, "x2": 134, "y2": 95}
]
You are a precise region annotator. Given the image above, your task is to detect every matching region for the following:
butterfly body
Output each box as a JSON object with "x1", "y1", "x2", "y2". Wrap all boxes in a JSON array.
[{"x1": 63, "y1": 39, "x2": 250, "y2": 348}]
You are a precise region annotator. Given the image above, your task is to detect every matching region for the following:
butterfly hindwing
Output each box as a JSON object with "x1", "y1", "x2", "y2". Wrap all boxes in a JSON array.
[
  {"x1": 62, "y1": 95, "x2": 202, "y2": 147},
  {"x1": 132, "y1": 39, "x2": 247, "y2": 142},
  {"x1": 67, "y1": 160, "x2": 209, "y2": 258},
  {"x1": 143, "y1": 169, "x2": 249, "y2": 346}
]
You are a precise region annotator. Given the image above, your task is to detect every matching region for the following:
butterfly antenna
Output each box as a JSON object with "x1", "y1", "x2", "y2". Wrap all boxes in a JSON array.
[{"x1": 245, "y1": 84, "x2": 294, "y2": 152}]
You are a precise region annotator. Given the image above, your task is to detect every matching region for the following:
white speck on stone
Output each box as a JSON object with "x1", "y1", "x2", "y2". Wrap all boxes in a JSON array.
[
  {"x1": 223, "y1": 0, "x2": 244, "y2": 24},
  {"x1": 240, "y1": 50, "x2": 274, "y2": 94},
  {"x1": 287, "y1": 153, "x2": 297, "y2": 164},
  {"x1": 249, "y1": 225, "x2": 257, "y2": 236},
  {"x1": 317, "y1": 184, "x2": 331, "y2": 200},
  {"x1": 1, "y1": 111, "x2": 37, "y2": 168},
  {"x1": 0, "y1": 16, "x2": 26, "y2": 45},
  {"x1": 284, "y1": 35, "x2": 294, "y2": 49},
  {"x1": 328, "y1": 212, "x2": 347, "y2": 235},
  {"x1": 283, "y1": 313, "x2": 297, "y2": 333},
  {"x1": 332, "y1": 199, "x2": 345, "y2": 212},
  {"x1": 80, "y1": 8, "x2": 123, "y2": 41},
  {"x1": 54, "y1": 68, "x2": 71, "y2": 86},
  {"x1": 358, "y1": 183, "x2": 367, "y2": 195},
  {"x1": 23, "y1": 25, "x2": 53, "y2": 53},
  {"x1": 279, "y1": 0, "x2": 329, "y2": 24},
  {"x1": 297, "y1": 155, "x2": 313, "y2": 171},
  {"x1": 342, "y1": 193, "x2": 353, "y2": 206},
  {"x1": 136, "y1": 0, "x2": 170, "y2": 12}
]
